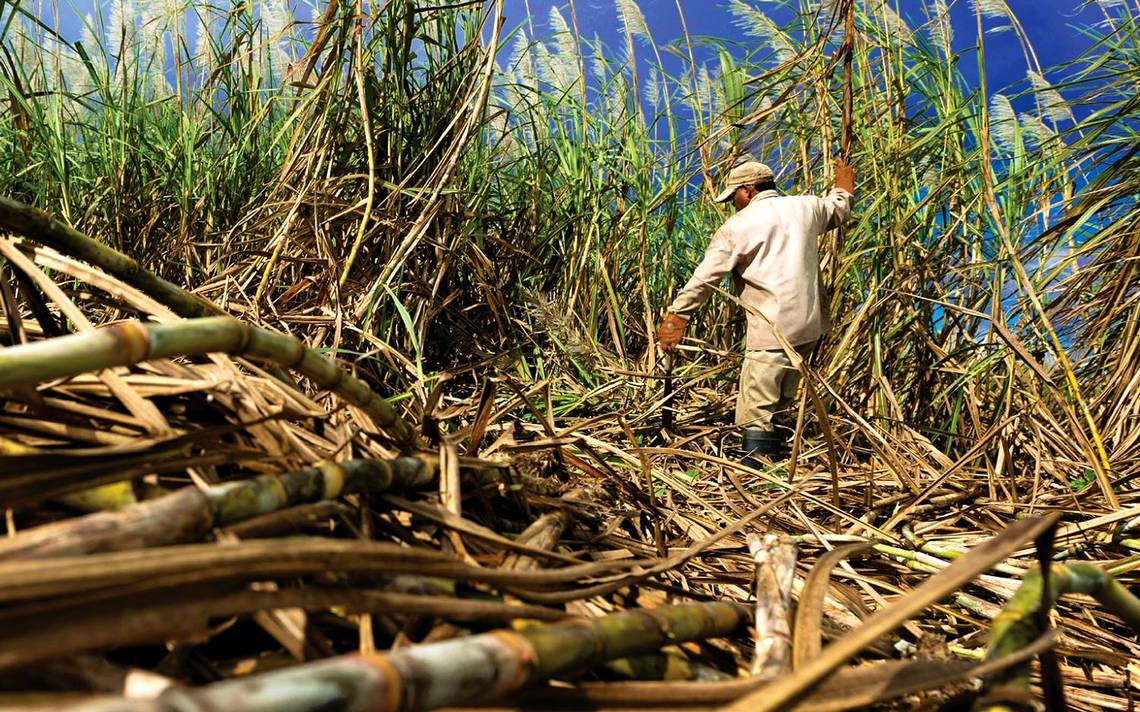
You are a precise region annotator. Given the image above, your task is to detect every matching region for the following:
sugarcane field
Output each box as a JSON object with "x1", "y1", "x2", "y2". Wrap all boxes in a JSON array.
[{"x1": 2, "y1": 0, "x2": 1139, "y2": 709}]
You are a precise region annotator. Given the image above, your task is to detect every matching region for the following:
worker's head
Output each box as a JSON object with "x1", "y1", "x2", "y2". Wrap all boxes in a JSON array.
[{"x1": 715, "y1": 161, "x2": 777, "y2": 211}]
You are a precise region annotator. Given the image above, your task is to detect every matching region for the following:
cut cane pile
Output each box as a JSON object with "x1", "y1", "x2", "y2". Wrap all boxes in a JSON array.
[{"x1": 1, "y1": 199, "x2": 1138, "y2": 711}]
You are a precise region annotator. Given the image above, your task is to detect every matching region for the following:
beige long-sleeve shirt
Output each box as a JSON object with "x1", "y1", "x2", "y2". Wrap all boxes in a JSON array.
[{"x1": 667, "y1": 188, "x2": 853, "y2": 351}]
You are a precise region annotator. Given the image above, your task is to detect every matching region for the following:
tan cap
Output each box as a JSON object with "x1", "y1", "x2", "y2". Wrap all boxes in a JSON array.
[{"x1": 714, "y1": 161, "x2": 776, "y2": 203}]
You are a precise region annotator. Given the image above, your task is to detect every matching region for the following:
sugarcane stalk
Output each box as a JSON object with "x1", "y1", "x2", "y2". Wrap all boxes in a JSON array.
[
  {"x1": 0, "y1": 317, "x2": 419, "y2": 449},
  {"x1": 980, "y1": 562, "x2": 1140, "y2": 707},
  {"x1": 873, "y1": 543, "x2": 944, "y2": 575},
  {"x1": 222, "y1": 500, "x2": 349, "y2": 539},
  {"x1": 502, "y1": 487, "x2": 589, "y2": 572},
  {"x1": 0, "y1": 487, "x2": 213, "y2": 561},
  {"x1": 0, "y1": 456, "x2": 474, "y2": 559},
  {"x1": 748, "y1": 532, "x2": 797, "y2": 677},
  {"x1": 61, "y1": 601, "x2": 748, "y2": 712},
  {"x1": 840, "y1": 0, "x2": 855, "y2": 161},
  {"x1": 900, "y1": 523, "x2": 1027, "y2": 577},
  {"x1": 661, "y1": 351, "x2": 675, "y2": 430}
]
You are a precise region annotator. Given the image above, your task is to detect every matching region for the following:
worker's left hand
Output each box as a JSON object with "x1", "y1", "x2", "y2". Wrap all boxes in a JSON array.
[{"x1": 656, "y1": 313, "x2": 688, "y2": 351}]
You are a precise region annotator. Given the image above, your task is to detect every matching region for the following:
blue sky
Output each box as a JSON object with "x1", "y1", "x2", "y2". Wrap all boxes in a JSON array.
[
  {"x1": 26, "y1": 0, "x2": 1105, "y2": 112},
  {"x1": 33, "y1": 1, "x2": 1105, "y2": 85},
  {"x1": 498, "y1": 1, "x2": 1103, "y2": 99}
]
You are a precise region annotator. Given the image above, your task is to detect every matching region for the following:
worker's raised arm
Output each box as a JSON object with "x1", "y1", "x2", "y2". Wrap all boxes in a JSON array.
[
  {"x1": 819, "y1": 158, "x2": 855, "y2": 231},
  {"x1": 656, "y1": 229, "x2": 737, "y2": 351}
]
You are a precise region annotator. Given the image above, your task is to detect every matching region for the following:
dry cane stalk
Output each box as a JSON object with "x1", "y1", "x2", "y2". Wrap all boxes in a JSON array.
[
  {"x1": 0, "y1": 457, "x2": 462, "y2": 560},
  {"x1": 748, "y1": 532, "x2": 798, "y2": 677},
  {"x1": 502, "y1": 487, "x2": 590, "y2": 572}
]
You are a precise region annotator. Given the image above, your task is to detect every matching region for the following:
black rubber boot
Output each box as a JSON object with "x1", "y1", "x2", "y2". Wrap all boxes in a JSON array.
[{"x1": 741, "y1": 428, "x2": 787, "y2": 468}]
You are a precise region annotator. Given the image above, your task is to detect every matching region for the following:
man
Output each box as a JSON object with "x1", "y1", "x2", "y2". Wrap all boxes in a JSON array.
[{"x1": 656, "y1": 158, "x2": 855, "y2": 462}]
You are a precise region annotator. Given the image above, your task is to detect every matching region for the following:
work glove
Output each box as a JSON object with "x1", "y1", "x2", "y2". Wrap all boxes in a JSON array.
[
  {"x1": 656, "y1": 313, "x2": 688, "y2": 352},
  {"x1": 834, "y1": 158, "x2": 855, "y2": 194}
]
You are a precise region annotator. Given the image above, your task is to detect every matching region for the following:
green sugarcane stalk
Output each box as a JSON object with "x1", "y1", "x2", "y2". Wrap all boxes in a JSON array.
[
  {"x1": 0, "y1": 456, "x2": 482, "y2": 559},
  {"x1": 899, "y1": 524, "x2": 1028, "y2": 577},
  {"x1": 981, "y1": 562, "x2": 1140, "y2": 704},
  {"x1": 0, "y1": 317, "x2": 419, "y2": 449},
  {"x1": 63, "y1": 601, "x2": 748, "y2": 712}
]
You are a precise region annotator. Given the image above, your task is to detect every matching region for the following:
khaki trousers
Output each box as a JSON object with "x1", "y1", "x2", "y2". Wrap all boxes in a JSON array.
[{"x1": 735, "y1": 342, "x2": 815, "y2": 431}]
